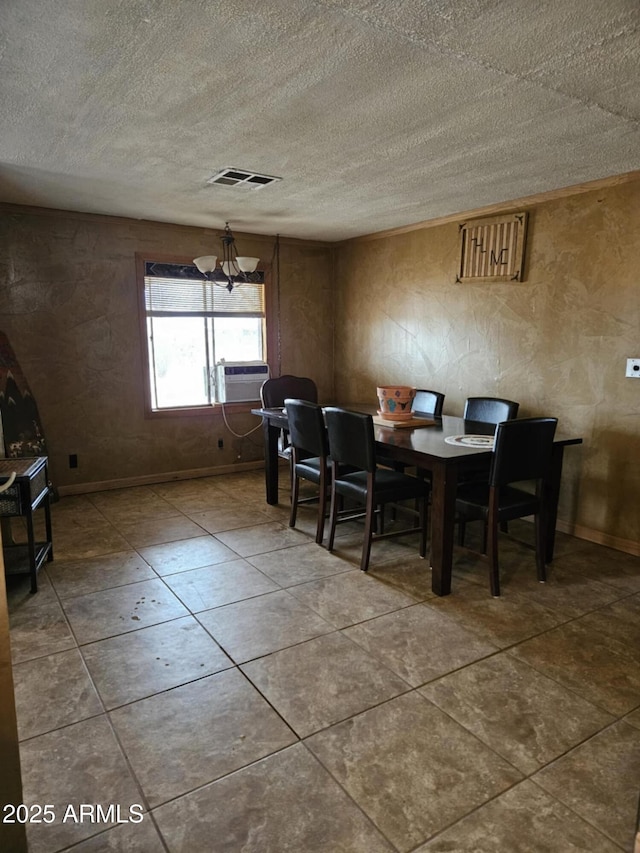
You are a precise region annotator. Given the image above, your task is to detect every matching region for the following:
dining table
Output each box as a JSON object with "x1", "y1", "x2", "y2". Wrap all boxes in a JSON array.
[{"x1": 251, "y1": 404, "x2": 582, "y2": 596}]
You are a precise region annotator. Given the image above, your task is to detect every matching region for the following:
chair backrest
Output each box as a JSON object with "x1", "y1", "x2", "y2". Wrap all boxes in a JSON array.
[
  {"x1": 284, "y1": 399, "x2": 328, "y2": 458},
  {"x1": 261, "y1": 375, "x2": 318, "y2": 408},
  {"x1": 464, "y1": 396, "x2": 519, "y2": 424},
  {"x1": 324, "y1": 407, "x2": 376, "y2": 472},
  {"x1": 490, "y1": 417, "x2": 558, "y2": 487},
  {"x1": 413, "y1": 389, "x2": 445, "y2": 418}
]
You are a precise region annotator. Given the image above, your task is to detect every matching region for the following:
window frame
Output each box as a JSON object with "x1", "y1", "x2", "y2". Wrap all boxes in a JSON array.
[{"x1": 136, "y1": 252, "x2": 277, "y2": 418}]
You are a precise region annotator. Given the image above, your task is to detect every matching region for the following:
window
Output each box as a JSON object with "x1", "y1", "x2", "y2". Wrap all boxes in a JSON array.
[{"x1": 138, "y1": 256, "x2": 271, "y2": 413}]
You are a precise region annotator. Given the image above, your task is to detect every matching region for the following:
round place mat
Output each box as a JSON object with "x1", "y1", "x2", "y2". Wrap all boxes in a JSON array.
[{"x1": 444, "y1": 434, "x2": 495, "y2": 448}]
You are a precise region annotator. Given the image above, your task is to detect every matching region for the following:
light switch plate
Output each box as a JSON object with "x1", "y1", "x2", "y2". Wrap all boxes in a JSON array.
[{"x1": 626, "y1": 358, "x2": 640, "y2": 378}]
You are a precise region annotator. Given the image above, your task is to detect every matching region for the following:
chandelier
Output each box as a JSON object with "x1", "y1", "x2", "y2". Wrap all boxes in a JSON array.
[{"x1": 193, "y1": 222, "x2": 259, "y2": 292}]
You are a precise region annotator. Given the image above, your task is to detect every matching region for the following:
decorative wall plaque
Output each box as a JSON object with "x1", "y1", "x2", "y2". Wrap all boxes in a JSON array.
[{"x1": 457, "y1": 212, "x2": 528, "y2": 282}]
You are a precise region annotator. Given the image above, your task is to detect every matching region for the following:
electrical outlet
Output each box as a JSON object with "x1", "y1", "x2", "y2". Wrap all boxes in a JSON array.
[{"x1": 626, "y1": 358, "x2": 640, "y2": 378}]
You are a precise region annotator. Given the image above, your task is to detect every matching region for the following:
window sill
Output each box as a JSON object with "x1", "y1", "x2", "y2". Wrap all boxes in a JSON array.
[{"x1": 145, "y1": 401, "x2": 262, "y2": 419}]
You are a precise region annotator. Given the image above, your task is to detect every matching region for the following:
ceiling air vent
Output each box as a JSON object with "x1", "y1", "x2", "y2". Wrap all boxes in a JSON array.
[{"x1": 206, "y1": 168, "x2": 282, "y2": 190}]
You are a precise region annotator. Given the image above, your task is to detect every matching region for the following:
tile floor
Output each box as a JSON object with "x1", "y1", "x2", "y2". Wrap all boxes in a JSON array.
[{"x1": 6, "y1": 470, "x2": 640, "y2": 852}]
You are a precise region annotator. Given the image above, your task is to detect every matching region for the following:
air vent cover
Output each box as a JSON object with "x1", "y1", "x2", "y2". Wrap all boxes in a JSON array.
[{"x1": 206, "y1": 168, "x2": 282, "y2": 189}]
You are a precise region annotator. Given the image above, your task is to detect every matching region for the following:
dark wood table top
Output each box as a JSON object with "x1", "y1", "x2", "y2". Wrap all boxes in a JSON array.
[{"x1": 252, "y1": 407, "x2": 582, "y2": 465}]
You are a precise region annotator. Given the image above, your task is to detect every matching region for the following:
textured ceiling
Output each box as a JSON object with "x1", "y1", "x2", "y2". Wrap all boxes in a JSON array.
[{"x1": 1, "y1": 0, "x2": 639, "y2": 241}]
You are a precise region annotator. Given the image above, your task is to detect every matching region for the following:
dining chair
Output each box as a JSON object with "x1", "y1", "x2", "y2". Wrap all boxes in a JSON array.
[
  {"x1": 324, "y1": 407, "x2": 431, "y2": 572},
  {"x1": 260, "y1": 375, "x2": 318, "y2": 465},
  {"x1": 459, "y1": 395, "x2": 520, "y2": 540},
  {"x1": 463, "y1": 396, "x2": 519, "y2": 424},
  {"x1": 413, "y1": 389, "x2": 445, "y2": 419},
  {"x1": 261, "y1": 375, "x2": 318, "y2": 408},
  {"x1": 391, "y1": 388, "x2": 445, "y2": 482},
  {"x1": 455, "y1": 416, "x2": 558, "y2": 596},
  {"x1": 284, "y1": 398, "x2": 330, "y2": 544}
]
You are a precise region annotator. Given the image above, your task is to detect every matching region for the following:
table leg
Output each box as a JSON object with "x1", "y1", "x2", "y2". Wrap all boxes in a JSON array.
[
  {"x1": 263, "y1": 418, "x2": 280, "y2": 505},
  {"x1": 429, "y1": 462, "x2": 458, "y2": 596}
]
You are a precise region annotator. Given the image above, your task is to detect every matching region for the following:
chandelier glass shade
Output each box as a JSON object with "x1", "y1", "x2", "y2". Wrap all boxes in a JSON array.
[{"x1": 194, "y1": 223, "x2": 259, "y2": 292}]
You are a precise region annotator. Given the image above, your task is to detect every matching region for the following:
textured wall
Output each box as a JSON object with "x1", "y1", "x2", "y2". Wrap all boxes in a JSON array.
[
  {"x1": 334, "y1": 180, "x2": 640, "y2": 550},
  {"x1": 0, "y1": 209, "x2": 334, "y2": 489}
]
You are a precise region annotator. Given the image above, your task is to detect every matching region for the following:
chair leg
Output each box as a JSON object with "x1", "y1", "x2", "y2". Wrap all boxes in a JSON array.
[
  {"x1": 487, "y1": 524, "x2": 500, "y2": 596},
  {"x1": 316, "y1": 468, "x2": 328, "y2": 545},
  {"x1": 487, "y1": 493, "x2": 500, "y2": 596},
  {"x1": 534, "y1": 511, "x2": 547, "y2": 582},
  {"x1": 419, "y1": 496, "x2": 428, "y2": 558},
  {"x1": 327, "y1": 468, "x2": 339, "y2": 553},
  {"x1": 360, "y1": 485, "x2": 376, "y2": 572},
  {"x1": 289, "y1": 473, "x2": 300, "y2": 528},
  {"x1": 315, "y1": 497, "x2": 326, "y2": 545}
]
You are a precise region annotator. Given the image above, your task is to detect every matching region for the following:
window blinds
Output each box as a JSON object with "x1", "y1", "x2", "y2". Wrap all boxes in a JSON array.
[{"x1": 144, "y1": 276, "x2": 265, "y2": 317}]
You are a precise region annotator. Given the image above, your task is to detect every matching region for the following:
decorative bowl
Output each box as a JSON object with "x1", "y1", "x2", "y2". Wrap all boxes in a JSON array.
[{"x1": 376, "y1": 385, "x2": 416, "y2": 421}]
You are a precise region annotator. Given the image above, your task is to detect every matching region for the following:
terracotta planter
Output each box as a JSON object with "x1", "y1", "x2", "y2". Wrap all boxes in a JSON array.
[{"x1": 376, "y1": 385, "x2": 416, "y2": 421}]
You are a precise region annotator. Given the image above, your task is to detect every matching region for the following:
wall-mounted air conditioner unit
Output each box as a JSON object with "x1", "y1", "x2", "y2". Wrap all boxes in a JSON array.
[{"x1": 215, "y1": 361, "x2": 270, "y2": 403}]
